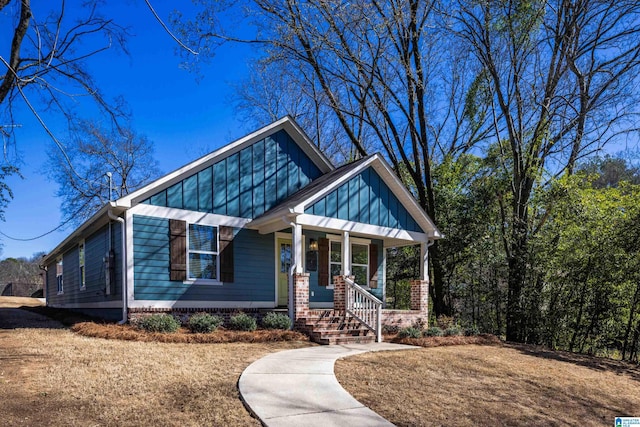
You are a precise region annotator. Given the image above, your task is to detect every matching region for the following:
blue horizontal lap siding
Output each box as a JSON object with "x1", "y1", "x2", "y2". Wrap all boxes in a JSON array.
[
  {"x1": 143, "y1": 130, "x2": 322, "y2": 218},
  {"x1": 46, "y1": 222, "x2": 123, "y2": 306},
  {"x1": 305, "y1": 167, "x2": 424, "y2": 233},
  {"x1": 132, "y1": 215, "x2": 275, "y2": 302}
]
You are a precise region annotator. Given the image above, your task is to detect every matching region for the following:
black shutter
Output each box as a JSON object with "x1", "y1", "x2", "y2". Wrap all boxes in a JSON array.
[
  {"x1": 169, "y1": 219, "x2": 187, "y2": 281},
  {"x1": 318, "y1": 237, "x2": 329, "y2": 286},
  {"x1": 219, "y1": 226, "x2": 234, "y2": 283}
]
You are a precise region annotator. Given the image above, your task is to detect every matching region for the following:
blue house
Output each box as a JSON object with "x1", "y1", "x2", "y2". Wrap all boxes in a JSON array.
[{"x1": 43, "y1": 117, "x2": 442, "y2": 343}]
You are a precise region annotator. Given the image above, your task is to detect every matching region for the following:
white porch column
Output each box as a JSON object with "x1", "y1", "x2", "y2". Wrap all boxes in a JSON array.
[
  {"x1": 420, "y1": 241, "x2": 429, "y2": 281},
  {"x1": 292, "y1": 223, "x2": 303, "y2": 274},
  {"x1": 288, "y1": 222, "x2": 303, "y2": 321},
  {"x1": 342, "y1": 231, "x2": 351, "y2": 276}
]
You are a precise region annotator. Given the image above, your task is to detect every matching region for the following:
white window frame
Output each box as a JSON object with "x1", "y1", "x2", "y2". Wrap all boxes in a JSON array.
[
  {"x1": 327, "y1": 235, "x2": 371, "y2": 288},
  {"x1": 350, "y1": 243, "x2": 370, "y2": 288},
  {"x1": 79, "y1": 240, "x2": 86, "y2": 291},
  {"x1": 329, "y1": 240, "x2": 342, "y2": 289},
  {"x1": 186, "y1": 223, "x2": 221, "y2": 284},
  {"x1": 56, "y1": 257, "x2": 64, "y2": 295}
]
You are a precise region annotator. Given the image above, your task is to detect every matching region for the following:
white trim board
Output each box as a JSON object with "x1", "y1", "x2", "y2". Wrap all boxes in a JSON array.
[
  {"x1": 49, "y1": 301, "x2": 123, "y2": 309},
  {"x1": 128, "y1": 204, "x2": 252, "y2": 228},
  {"x1": 127, "y1": 300, "x2": 276, "y2": 309}
]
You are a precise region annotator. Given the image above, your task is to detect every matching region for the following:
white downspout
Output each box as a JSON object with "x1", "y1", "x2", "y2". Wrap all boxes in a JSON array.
[{"x1": 108, "y1": 208, "x2": 127, "y2": 324}]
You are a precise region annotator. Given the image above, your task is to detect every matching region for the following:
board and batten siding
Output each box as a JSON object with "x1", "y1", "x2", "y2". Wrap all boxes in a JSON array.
[
  {"x1": 132, "y1": 214, "x2": 275, "y2": 301},
  {"x1": 305, "y1": 166, "x2": 424, "y2": 233},
  {"x1": 46, "y1": 222, "x2": 123, "y2": 305},
  {"x1": 141, "y1": 130, "x2": 322, "y2": 219}
]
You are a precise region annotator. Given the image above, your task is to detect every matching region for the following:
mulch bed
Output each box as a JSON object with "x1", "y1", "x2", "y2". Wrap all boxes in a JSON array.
[
  {"x1": 71, "y1": 322, "x2": 310, "y2": 344},
  {"x1": 390, "y1": 333, "x2": 502, "y2": 347}
]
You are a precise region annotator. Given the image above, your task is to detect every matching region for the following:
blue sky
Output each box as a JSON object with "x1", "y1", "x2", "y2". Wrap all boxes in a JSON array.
[{"x1": 0, "y1": 2, "x2": 255, "y2": 259}]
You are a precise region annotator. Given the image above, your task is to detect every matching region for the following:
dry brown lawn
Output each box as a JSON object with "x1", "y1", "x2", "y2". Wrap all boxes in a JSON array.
[
  {"x1": 0, "y1": 296, "x2": 45, "y2": 308},
  {"x1": 0, "y1": 304, "x2": 311, "y2": 426},
  {"x1": 335, "y1": 343, "x2": 640, "y2": 426}
]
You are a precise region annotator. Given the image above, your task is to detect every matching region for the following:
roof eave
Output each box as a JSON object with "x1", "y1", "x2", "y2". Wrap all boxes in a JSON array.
[{"x1": 42, "y1": 202, "x2": 127, "y2": 265}]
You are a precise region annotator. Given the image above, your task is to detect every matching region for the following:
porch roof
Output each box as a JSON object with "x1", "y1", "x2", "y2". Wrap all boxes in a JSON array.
[{"x1": 247, "y1": 153, "x2": 442, "y2": 246}]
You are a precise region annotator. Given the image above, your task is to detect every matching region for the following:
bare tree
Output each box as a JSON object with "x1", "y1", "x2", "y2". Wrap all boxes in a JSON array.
[
  {"x1": 232, "y1": 59, "x2": 353, "y2": 163},
  {"x1": 455, "y1": 0, "x2": 640, "y2": 341},
  {"x1": 46, "y1": 120, "x2": 161, "y2": 226},
  {"x1": 174, "y1": 0, "x2": 493, "y2": 317},
  {"x1": 0, "y1": 1, "x2": 129, "y2": 219},
  {"x1": 0, "y1": 1, "x2": 128, "y2": 128}
]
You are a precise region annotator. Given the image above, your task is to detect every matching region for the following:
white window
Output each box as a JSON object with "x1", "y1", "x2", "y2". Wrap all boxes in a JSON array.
[
  {"x1": 328, "y1": 237, "x2": 370, "y2": 287},
  {"x1": 188, "y1": 224, "x2": 218, "y2": 280},
  {"x1": 79, "y1": 241, "x2": 86, "y2": 290},
  {"x1": 56, "y1": 258, "x2": 64, "y2": 295},
  {"x1": 351, "y1": 244, "x2": 369, "y2": 287},
  {"x1": 329, "y1": 241, "x2": 342, "y2": 281}
]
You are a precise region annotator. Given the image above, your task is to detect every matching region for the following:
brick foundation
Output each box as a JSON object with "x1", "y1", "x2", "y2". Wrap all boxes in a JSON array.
[
  {"x1": 380, "y1": 279, "x2": 430, "y2": 331},
  {"x1": 381, "y1": 309, "x2": 427, "y2": 330}
]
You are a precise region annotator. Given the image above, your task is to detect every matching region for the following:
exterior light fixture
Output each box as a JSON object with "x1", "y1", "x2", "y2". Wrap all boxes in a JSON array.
[{"x1": 309, "y1": 238, "x2": 318, "y2": 251}]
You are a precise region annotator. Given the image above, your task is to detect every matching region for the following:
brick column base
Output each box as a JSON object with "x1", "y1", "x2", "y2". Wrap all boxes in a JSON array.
[
  {"x1": 411, "y1": 279, "x2": 429, "y2": 317},
  {"x1": 333, "y1": 275, "x2": 354, "y2": 313},
  {"x1": 293, "y1": 273, "x2": 310, "y2": 321}
]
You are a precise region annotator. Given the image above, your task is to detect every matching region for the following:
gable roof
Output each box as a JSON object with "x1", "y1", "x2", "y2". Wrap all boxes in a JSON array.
[
  {"x1": 43, "y1": 117, "x2": 331, "y2": 264},
  {"x1": 115, "y1": 116, "x2": 334, "y2": 209},
  {"x1": 248, "y1": 153, "x2": 442, "y2": 240}
]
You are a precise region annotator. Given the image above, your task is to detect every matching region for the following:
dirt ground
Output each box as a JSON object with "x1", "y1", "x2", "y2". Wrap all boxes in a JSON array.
[{"x1": 0, "y1": 299, "x2": 309, "y2": 426}]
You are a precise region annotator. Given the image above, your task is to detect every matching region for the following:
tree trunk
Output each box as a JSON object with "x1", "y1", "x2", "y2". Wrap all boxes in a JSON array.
[
  {"x1": 429, "y1": 242, "x2": 453, "y2": 317},
  {"x1": 506, "y1": 218, "x2": 528, "y2": 342},
  {"x1": 622, "y1": 280, "x2": 640, "y2": 360}
]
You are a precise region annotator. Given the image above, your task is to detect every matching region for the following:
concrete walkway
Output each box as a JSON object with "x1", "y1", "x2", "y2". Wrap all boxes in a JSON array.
[{"x1": 238, "y1": 342, "x2": 418, "y2": 427}]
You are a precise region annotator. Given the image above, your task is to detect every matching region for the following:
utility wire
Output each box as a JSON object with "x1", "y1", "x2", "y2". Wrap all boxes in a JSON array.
[{"x1": 0, "y1": 196, "x2": 99, "y2": 242}]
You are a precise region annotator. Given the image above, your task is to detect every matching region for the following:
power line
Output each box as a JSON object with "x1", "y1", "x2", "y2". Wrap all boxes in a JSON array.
[{"x1": 0, "y1": 197, "x2": 98, "y2": 242}]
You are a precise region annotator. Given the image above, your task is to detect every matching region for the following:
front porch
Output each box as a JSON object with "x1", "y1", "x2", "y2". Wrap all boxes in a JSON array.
[
  {"x1": 245, "y1": 153, "x2": 441, "y2": 343},
  {"x1": 291, "y1": 271, "x2": 429, "y2": 344}
]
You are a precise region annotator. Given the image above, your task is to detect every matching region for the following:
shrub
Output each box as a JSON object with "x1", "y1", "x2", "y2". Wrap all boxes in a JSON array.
[
  {"x1": 424, "y1": 326, "x2": 443, "y2": 337},
  {"x1": 464, "y1": 325, "x2": 480, "y2": 336},
  {"x1": 138, "y1": 314, "x2": 180, "y2": 333},
  {"x1": 261, "y1": 312, "x2": 292, "y2": 330},
  {"x1": 188, "y1": 313, "x2": 223, "y2": 333},
  {"x1": 436, "y1": 315, "x2": 455, "y2": 330},
  {"x1": 229, "y1": 312, "x2": 257, "y2": 331},
  {"x1": 443, "y1": 326, "x2": 462, "y2": 336},
  {"x1": 382, "y1": 325, "x2": 400, "y2": 335},
  {"x1": 398, "y1": 327, "x2": 422, "y2": 339},
  {"x1": 412, "y1": 317, "x2": 427, "y2": 331}
]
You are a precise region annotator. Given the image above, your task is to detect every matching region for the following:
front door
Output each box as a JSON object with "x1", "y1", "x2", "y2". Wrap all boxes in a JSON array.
[{"x1": 277, "y1": 238, "x2": 292, "y2": 307}]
